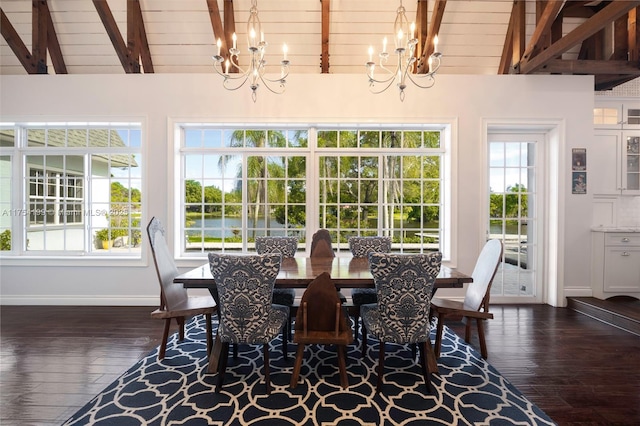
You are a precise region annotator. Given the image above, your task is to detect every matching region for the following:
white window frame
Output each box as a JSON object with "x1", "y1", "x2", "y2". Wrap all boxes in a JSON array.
[
  {"x1": 0, "y1": 122, "x2": 144, "y2": 262},
  {"x1": 173, "y1": 122, "x2": 454, "y2": 262}
]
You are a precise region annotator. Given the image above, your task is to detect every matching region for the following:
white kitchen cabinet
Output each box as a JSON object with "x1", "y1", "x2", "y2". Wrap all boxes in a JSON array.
[
  {"x1": 593, "y1": 100, "x2": 640, "y2": 129},
  {"x1": 592, "y1": 231, "x2": 640, "y2": 299},
  {"x1": 592, "y1": 131, "x2": 640, "y2": 195}
]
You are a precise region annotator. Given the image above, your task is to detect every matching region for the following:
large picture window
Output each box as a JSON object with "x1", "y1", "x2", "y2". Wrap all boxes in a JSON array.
[
  {"x1": 177, "y1": 124, "x2": 450, "y2": 258},
  {"x1": 0, "y1": 124, "x2": 143, "y2": 256}
]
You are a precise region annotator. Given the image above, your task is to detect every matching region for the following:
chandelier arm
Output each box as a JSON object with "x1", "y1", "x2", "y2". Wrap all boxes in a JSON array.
[
  {"x1": 368, "y1": 77, "x2": 397, "y2": 94},
  {"x1": 405, "y1": 72, "x2": 436, "y2": 89}
]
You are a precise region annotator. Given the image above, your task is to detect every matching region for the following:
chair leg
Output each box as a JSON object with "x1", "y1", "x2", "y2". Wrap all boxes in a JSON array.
[
  {"x1": 177, "y1": 317, "x2": 185, "y2": 341},
  {"x1": 476, "y1": 318, "x2": 488, "y2": 359},
  {"x1": 361, "y1": 324, "x2": 368, "y2": 358},
  {"x1": 376, "y1": 341, "x2": 385, "y2": 393},
  {"x1": 337, "y1": 345, "x2": 349, "y2": 389},
  {"x1": 290, "y1": 344, "x2": 305, "y2": 388},
  {"x1": 159, "y1": 318, "x2": 171, "y2": 360},
  {"x1": 215, "y1": 342, "x2": 229, "y2": 393},
  {"x1": 464, "y1": 319, "x2": 472, "y2": 342},
  {"x1": 434, "y1": 313, "x2": 445, "y2": 358},
  {"x1": 419, "y1": 341, "x2": 433, "y2": 394},
  {"x1": 205, "y1": 313, "x2": 213, "y2": 356},
  {"x1": 282, "y1": 321, "x2": 288, "y2": 361},
  {"x1": 263, "y1": 344, "x2": 271, "y2": 394},
  {"x1": 353, "y1": 308, "x2": 360, "y2": 341}
]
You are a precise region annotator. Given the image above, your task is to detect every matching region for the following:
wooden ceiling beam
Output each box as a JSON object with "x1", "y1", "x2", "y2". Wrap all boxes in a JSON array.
[
  {"x1": 128, "y1": 0, "x2": 153, "y2": 72},
  {"x1": 42, "y1": 0, "x2": 67, "y2": 73},
  {"x1": 516, "y1": 0, "x2": 564, "y2": 69},
  {"x1": 206, "y1": 0, "x2": 228, "y2": 57},
  {"x1": 93, "y1": 0, "x2": 139, "y2": 73},
  {"x1": 519, "y1": 1, "x2": 640, "y2": 75},
  {"x1": 540, "y1": 59, "x2": 640, "y2": 75},
  {"x1": 629, "y1": 7, "x2": 639, "y2": 63},
  {"x1": 595, "y1": 74, "x2": 640, "y2": 91},
  {"x1": 417, "y1": 0, "x2": 446, "y2": 74},
  {"x1": 223, "y1": 0, "x2": 237, "y2": 73},
  {"x1": 0, "y1": 8, "x2": 39, "y2": 73},
  {"x1": 415, "y1": 0, "x2": 428, "y2": 73},
  {"x1": 32, "y1": 0, "x2": 48, "y2": 73},
  {"x1": 320, "y1": 0, "x2": 330, "y2": 73}
]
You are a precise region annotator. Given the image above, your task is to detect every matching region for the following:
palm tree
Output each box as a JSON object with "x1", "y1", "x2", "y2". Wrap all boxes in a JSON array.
[{"x1": 218, "y1": 130, "x2": 287, "y2": 240}]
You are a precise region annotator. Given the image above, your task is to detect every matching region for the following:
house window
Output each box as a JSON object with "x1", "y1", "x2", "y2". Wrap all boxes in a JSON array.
[
  {"x1": 0, "y1": 124, "x2": 142, "y2": 256},
  {"x1": 28, "y1": 167, "x2": 83, "y2": 225},
  {"x1": 177, "y1": 124, "x2": 449, "y2": 257}
]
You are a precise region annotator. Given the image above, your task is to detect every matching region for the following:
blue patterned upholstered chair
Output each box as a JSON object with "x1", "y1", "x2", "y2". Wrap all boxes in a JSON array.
[
  {"x1": 255, "y1": 236, "x2": 298, "y2": 350},
  {"x1": 361, "y1": 252, "x2": 442, "y2": 393},
  {"x1": 147, "y1": 217, "x2": 215, "y2": 360},
  {"x1": 208, "y1": 252, "x2": 289, "y2": 394},
  {"x1": 431, "y1": 239, "x2": 503, "y2": 360},
  {"x1": 348, "y1": 236, "x2": 392, "y2": 341}
]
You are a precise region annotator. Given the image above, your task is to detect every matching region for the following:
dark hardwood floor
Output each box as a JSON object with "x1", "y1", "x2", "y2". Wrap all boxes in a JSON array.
[{"x1": 1, "y1": 304, "x2": 639, "y2": 425}]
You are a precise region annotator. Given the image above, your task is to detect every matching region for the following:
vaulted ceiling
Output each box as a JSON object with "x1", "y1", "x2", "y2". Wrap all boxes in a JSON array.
[{"x1": 1, "y1": 0, "x2": 639, "y2": 91}]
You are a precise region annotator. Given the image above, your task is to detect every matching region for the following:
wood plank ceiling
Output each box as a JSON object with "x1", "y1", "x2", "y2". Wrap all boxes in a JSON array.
[{"x1": 1, "y1": 0, "x2": 639, "y2": 91}]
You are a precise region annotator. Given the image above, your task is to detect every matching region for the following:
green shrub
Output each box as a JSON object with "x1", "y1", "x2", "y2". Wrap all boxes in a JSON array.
[{"x1": 0, "y1": 229, "x2": 11, "y2": 251}]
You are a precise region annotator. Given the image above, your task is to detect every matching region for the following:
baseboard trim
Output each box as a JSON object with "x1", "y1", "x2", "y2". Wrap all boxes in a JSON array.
[{"x1": 0, "y1": 295, "x2": 158, "y2": 306}]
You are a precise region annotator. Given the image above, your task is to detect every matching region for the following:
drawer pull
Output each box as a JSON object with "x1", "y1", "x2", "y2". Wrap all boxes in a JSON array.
[
  {"x1": 621, "y1": 238, "x2": 630, "y2": 243},
  {"x1": 622, "y1": 252, "x2": 630, "y2": 256}
]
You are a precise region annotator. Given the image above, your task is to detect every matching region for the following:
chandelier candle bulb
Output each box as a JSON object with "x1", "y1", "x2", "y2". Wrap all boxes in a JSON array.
[
  {"x1": 428, "y1": 57, "x2": 433, "y2": 73},
  {"x1": 410, "y1": 22, "x2": 415, "y2": 40},
  {"x1": 216, "y1": 38, "x2": 221, "y2": 56},
  {"x1": 383, "y1": 37, "x2": 387, "y2": 54},
  {"x1": 434, "y1": 35, "x2": 439, "y2": 53},
  {"x1": 232, "y1": 33, "x2": 237, "y2": 50},
  {"x1": 283, "y1": 44, "x2": 288, "y2": 60}
]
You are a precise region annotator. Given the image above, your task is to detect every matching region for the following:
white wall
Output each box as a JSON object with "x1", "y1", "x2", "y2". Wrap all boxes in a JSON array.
[{"x1": 0, "y1": 73, "x2": 595, "y2": 306}]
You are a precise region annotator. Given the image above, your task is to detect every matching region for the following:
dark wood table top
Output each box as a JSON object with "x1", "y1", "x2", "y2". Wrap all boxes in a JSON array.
[{"x1": 175, "y1": 256, "x2": 473, "y2": 289}]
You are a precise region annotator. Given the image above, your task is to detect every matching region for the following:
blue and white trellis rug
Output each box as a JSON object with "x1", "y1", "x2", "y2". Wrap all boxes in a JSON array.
[{"x1": 64, "y1": 316, "x2": 555, "y2": 425}]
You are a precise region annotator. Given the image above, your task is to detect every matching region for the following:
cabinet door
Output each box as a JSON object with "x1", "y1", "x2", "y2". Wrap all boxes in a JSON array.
[
  {"x1": 592, "y1": 132, "x2": 622, "y2": 194},
  {"x1": 623, "y1": 132, "x2": 640, "y2": 193},
  {"x1": 604, "y1": 247, "x2": 640, "y2": 292}
]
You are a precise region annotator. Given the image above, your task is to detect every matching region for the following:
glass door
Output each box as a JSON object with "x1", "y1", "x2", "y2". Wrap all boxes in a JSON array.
[{"x1": 487, "y1": 133, "x2": 543, "y2": 302}]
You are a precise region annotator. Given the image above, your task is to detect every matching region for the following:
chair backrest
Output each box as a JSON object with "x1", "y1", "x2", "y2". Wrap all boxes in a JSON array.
[
  {"x1": 294, "y1": 272, "x2": 350, "y2": 334},
  {"x1": 348, "y1": 236, "x2": 392, "y2": 257},
  {"x1": 147, "y1": 217, "x2": 187, "y2": 311},
  {"x1": 208, "y1": 252, "x2": 282, "y2": 342},
  {"x1": 463, "y1": 239, "x2": 503, "y2": 312},
  {"x1": 368, "y1": 252, "x2": 442, "y2": 343},
  {"x1": 255, "y1": 236, "x2": 298, "y2": 259},
  {"x1": 310, "y1": 229, "x2": 335, "y2": 258}
]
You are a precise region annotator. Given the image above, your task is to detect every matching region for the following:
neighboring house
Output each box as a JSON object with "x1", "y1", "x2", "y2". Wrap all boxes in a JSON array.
[{"x1": 0, "y1": 127, "x2": 140, "y2": 253}]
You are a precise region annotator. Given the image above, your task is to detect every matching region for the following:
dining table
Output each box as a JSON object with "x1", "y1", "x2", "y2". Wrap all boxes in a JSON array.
[{"x1": 174, "y1": 256, "x2": 473, "y2": 375}]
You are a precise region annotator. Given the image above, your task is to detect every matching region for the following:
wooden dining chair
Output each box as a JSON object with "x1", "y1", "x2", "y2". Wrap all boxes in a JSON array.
[
  {"x1": 348, "y1": 236, "x2": 392, "y2": 341},
  {"x1": 309, "y1": 229, "x2": 347, "y2": 304},
  {"x1": 147, "y1": 217, "x2": 215, "y2": 360},
  {"x1": 310, "y1": 229, "x2": 335, "y2": 258},
  {"x1": 431, "y1": 239, "x2": 503, "y2": 360},
  {"x1": 208, "y1": 252, "x2": 288, "y2": 394},
  {"x1": 290, "y1": 272, "x2": 353, "y2": 389},
  {"x1": 361, "y1": 252, "x2": 442, "y2": 393}
]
